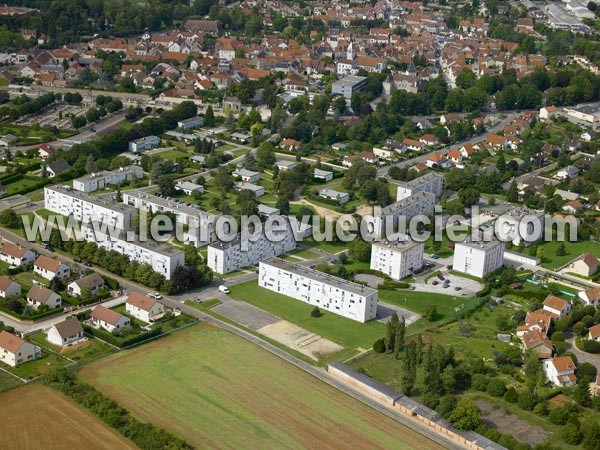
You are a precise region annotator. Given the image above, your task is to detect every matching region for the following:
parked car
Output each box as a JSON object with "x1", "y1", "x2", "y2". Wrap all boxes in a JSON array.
[
  {"x1": 218, "y1": 285, "x2": 230, "y2": 294},
  {"x1": 73, "y1": 258, "x2": 82, "y2": 263},
  {"x1": 83, "y1": 261, "x2": 92, "y2": 267},
  {"x1": 443, "y1": 284, "x2": 449, "y2": 288},
  {"x1": 432, "y1": 255, "x2": 440, "y2": 260},
  {"x1": 432, "y1": 280, "x2": 439, "y2": 285},
  {"x1": 40, "y1": 243, "x2": 49, "y2": 249},
  {"x1": 147, "y1": 292, "x2": 162, "y2": 299},
  {"x1": 437, "y1": 274, "x2": 444, "y2": 281},
  {"x1": 408, "y1": 286, "x2": 416, "y2": 290},
  {"x1": 454, "y1": 287, "x2": 462, "y2": 291}
]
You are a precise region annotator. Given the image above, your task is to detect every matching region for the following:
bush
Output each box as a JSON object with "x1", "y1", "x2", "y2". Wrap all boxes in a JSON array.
[
  {"x1": 579, "y1": 339, "x2": 600, "y2": 353},
  {"x1": 548, "y1": 406, "x2": 573, "y2": 425},
  {"x1": 487, "y1": 378, "x2": 507, "y2": 397},
  {"x1": 518, "y1": 389, "x2": 538, "y2": 411},
  {"x1": 377, "y1": 281, "x2": 409, "y2": 290},
  {"x1": 373, "y1": 338, "x2": 385, "y2": 353},
  {"x1": 472, "y1": 374, "x2": 488, "y2": 391},
  {"x1": 311, "y1": 306, "x2": 322, "y2": 318},
  {"x1": 503, "y1": 387, "x2": 518, "y2": 403}
]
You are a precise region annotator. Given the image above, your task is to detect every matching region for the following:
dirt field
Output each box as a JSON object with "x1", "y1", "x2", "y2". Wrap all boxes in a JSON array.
[
  {"x1": 0, "y1": 384, "x2": 137, "y2": 450},
  {"x1": 81, "y1": 324, "x2": 442, "y2": 450},
  {"x1": 476, "y1": 399, "x2": 549, "y2": 446},
  {"x1": 257, "y1": 320, "x2": 344, "y2": 360}
]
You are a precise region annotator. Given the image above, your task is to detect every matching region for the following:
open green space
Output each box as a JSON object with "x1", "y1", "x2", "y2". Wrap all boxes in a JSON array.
[
  {"x1": 536, "y1": 236, "x2": 600, "y2": 270},
  {"x1": 156, "y1": 148, "x2": 189, "y2": 161},
  {"x1": 80, "y1": 324, "x2": 442, "y2": 450},
  {"x1": 229, "y1": 280, "x2": 384, "y2": 349},
  {"x1": 0, "y1": 370, "x2": 22, "y2": 393},
  {"x1": 0, "y1": 124, "x2": 74, "y2": 145},
  {"x1": 27, "y1": 332, "x2": 115, "y2": 363}
]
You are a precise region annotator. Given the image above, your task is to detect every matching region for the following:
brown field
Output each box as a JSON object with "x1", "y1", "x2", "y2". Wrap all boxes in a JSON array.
[
  {"x1": 0, "y1": 384, "x2": 137, "y2": 450},
  {"x1": 81, "y1": 324, "x2": 442, "y2": 450}
]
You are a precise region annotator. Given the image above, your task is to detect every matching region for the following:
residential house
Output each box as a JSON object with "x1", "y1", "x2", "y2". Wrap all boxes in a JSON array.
[
  {"x1": 361, "y1": 152, "x2": 379, "y2": 164},
  {"x1": 26, "y1": 285, "x2": 61, "y2": 310},
  {"x1": 66, "y1": 273, "x2": 104, "y2": 297},
  {"x1": 540, "y1": 106, "x2": 559, "y2": 121},
  {"x1": 578, "y1": 287, "x2": 600, "y2": 308},
  {"x1": 234, "y1": 182, "x2": 264, "y2": 197},
  {"x1": 521, "y1": 330, "x2": 554, "y2": 359},
  {"x1": 543, "y1": 357, "x2": 577, "y2": 387},
  {"x1": 543, "y1": 295, "x2": 572, "y2": 319},
  {"x1": 403, "y1": 138, "x2": 424, "y2": 152},
  {"x1": 47, "y1": 318, "x2": 84, "y2": 347},
  {"x1": 233, "y1": 168, "x2": 260, "y2": 183},
  {"x1": 568, "y1": 253, "x2": 598, "y2": 277},
  {"x1": 275, "y1": 160, "x2": 296, "y2": 172},
  {"x1": 562, "y1": 200, "x2": 583, "y2": 214},
  {"x1": 125, "y1": 292, "x2": 165, "y2": 324},
  {"x1": 589, "y1": 323, "x2": 600, "y2": 341},
  {"x1": 279, "y1": 138, "x2": 301, "y2": 152},
  {"x1": 46, "y1": 159, "x2": 70, "y2": 178},
  {"x1": 0, "y1": 276, "x2": 20, "y2": 298},
  {"x1": 426, "y1": 152, "x2": 450, "y2": 169},
  {"x1": 319, "y1": 188, "x2": 350, "y2": 204},
  {"x1": 419, "y1": 134, "x2": 439, "y2": 147},
  {"x1": 517, "y1": 310, "x2": 553, "y2": 337},
  {"x1": 314, "y1": 168, "x2": 333, "y2": 182},
  {"x1": 0, "y1": 242, "x2": 35, "y2": 266},
  {"x1": 91, "y1": 305, "x2": 130, "y2": 334},
  {"x1": 34, "y1": 255, "x2": 70, "y2": 281},
  {"x1": 0, "y1": 331, "x2": 40, "y2": 367},
  {"x1": 222, "y1": 96, "x2": 242, "y2": 113},
  {"x1": 175, "y1": 181, "x2": 204, "y2": 196},
  {"x1": 38, "y1": 144, "x2": 54, "y2": 159},
  {"x1": 556, "y1": 165, "x2": 580, "y2": 180}
]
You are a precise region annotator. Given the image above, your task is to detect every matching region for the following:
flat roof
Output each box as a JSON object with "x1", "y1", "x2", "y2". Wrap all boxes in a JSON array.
[
  {"x1": 372, "y1": 239, "x2": 423, "y2": 252},
  {"x1": 505, "y1": 207, "x2": 545, "y2": 220},
  {"x1": 333, "y1": 75, "x2": 367, "y2": 86},
  {"x1": 381, "y1": 191, "x2": 435, "y2": 215},
  {"x1": 132, "y1": 135, "x2": 159, "y2": 143},
  {"x1": 262, "y1": 256, "x2": 377, "y2": 297},
  {"x1": 124, "y1": 190, "x2": 215, "y2": 221},
  {"x1": 456, "y1": 237, "x2": 504, "y2": 251},
  {"x1": 75, "y1": 166, "x2": 141, "y2": 184},
  {"x1": 46, "y1": 185, "x2": 137, "y2": 215},
  {"x1": 394, "y1": 172, "x2": 443, "y2": 189},
  {"x1": 208, "y1": 217, "x2": 293, "y2": 250}
]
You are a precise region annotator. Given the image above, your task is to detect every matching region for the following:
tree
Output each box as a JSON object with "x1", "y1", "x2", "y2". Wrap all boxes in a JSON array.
[
  {"x1": 237, "y1": 189, "x2": 258, "y2": 217},
  {"x1": 256, "y1": 143, "x2": 275, "y2": 168},
  {"x1": 423, "y1": 304, "x2": 438, "y2": 321},
  {"x1": 556, "y1": 243, "x2": 567, "y2": 256},
  {"x1": 384, "y1": 312, "x2": 399, "y2": 353},
  {"x1": 574, "y1": 377, "x2": 592, "y2": 406},
  {"x1": 0, "y1": 209, "x2": 20, "y2": 228},
  {"x1": 458, "y1": 188, "x2": 480, "y2": 207},
  {"x1": 503, "y1": 387, "x2": 518, "y2": 403},
  {"x1": 348, "y1": 239, "x2": 371, "y2": 263},
  {"x1": 311, "y1": 306, "x2": 322, "y2": 317},
  {"x1": 275, "y1": 196, "x2": 290, "y2": 215},
  {"x1": 118, "y1": 77, "x2": 136, "y2": 93},
  {"x1": 394, "y1": 315, "x2": 406, "y2": 359},
  {"x1": 506, "y1": 180, "x2": 519, "y2": 202},
  {"x1": 168, "y1": 265, "x2": 212, "y2": 294},
  {"x1": 204, "y1": 105, "x2": 215, "y2": 127},
  {"x1": 401, "y1": 342, "x2": 417, "y2": 395},
  {"x1": 448, "y1": 398, "x2": 481, "y2": 431},
  {"x1": 486, "y1": 378, "x2": 507, "y2": 397},
  {"x1": 158, "y1": 177, "x2": 176, "y2": 197}
]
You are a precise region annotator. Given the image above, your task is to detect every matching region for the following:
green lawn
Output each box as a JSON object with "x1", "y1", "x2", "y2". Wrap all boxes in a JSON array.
[
  {"x1": 7, "y1": 351, "x2": 65, "y2": 380},
  {"x1": 378, "y1": 290, "x2": 468, "y2": 318},
  {"x1": 304, "y1": 236, "x2": 349, "y2": 254},
  {"x1": 27, "y1": 332, "x2": 115, "y2": 363},
  {"x1": 80, "y1": 324, "x2": 442, "y2": 450},
  {"x1": 0, "y1": 370, "x2": 22, "y2": 393},
  {"x1": 157, "y1": 149, "x2": 189, "y2": 161},
  {"x1": 287, "y1": 248, "x2": 320, "y2": 260},
  {"x1": 536, "y1": 237, "x2": 600, "y2": 270},
  {"x1": 229, "y1": 280, "x2": 385, "y2": 350}
]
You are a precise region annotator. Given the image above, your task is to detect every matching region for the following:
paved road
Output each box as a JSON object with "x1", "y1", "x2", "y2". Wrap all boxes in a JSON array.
[{"x1": 565, "y1": 332, "x2": 600, "y2": 372}]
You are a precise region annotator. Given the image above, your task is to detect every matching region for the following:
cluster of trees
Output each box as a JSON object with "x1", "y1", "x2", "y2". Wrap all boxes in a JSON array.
[
  {"x1": 43, "y1": 368, "x2": 191, "y2": 449},
  {"x1": 63, "y1": 92, "x2": 82, "y2": 105},
  {"x1": 194, "y1": 138, "x2": 216, "y2": 154},
  {"x1": 95, "y1": 95, "x2": 123, "y2": 113},
  {"x1": 0, "y1": 93, "x2": 55, "y2": 120}
]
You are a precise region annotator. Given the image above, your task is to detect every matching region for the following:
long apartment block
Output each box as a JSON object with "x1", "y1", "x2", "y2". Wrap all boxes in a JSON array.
[
  {"x1": 81, "y1": 222, "x2": 184, "y2": 280},
  {"x1": 44, "y1": 185, "x2": 137, "y2": 230},
  {"x1": 207, "y1": 218, "x2": 298, "y2": 274},
  {"x1": 259, "y1": 257, "x2": 378, "y2": 323},
  {"x1": 395, "y1": 172, "x2": 444, "y2": 201}
]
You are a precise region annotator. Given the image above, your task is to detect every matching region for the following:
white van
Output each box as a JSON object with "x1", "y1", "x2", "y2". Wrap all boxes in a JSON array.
[{"x1": 218, "y1": 285, "x2": 230, "y2": 294}]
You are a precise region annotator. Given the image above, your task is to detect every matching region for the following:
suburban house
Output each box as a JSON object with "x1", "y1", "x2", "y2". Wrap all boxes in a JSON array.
[
  {"x1": 517, "y1": 310, "x2": 553, "y2": 337},
  {"x1": 38, "y1": 143, "x2": 55, "y2": 159},
  {"x1": 91, "y1": 305, "x2": 131, "y2": 334},
  {"x1": 66, "y1": 273, "x2": 104, "y2": 297},
  {"x1": 542, "y1": 295, "x2": 572, "y2": 319},
  {"x1": 47, "y1": 318, "x2": 84, "y2": 347},
  {"x1": 540, "y1": 105, "x2": 559, "y2": 121},
  {"x1": 314, "y1": 168, "x2": 333, "y2": 182},
  {"x1": 562, "y1": 200, "x2": 583, "y2": 214},
  {"x1": 543, "y1": 356, "x2": 577, "y2": 387},
  {"x1": 419, "y1": 134, "x2": 439, "y2": 147},
  {"x1": 0, "y1": 331, "x2": 40, "y2": 367},
  {"x1": 319, "y1": 188, "x2": 350, "y2": 204},
  {"x1": 233, "y1": 168, "x2": 260, "y2": 183},
  {"x1": 26, "y1": 285, "x2": 61, "y2": 310},
  {"x1": 578, "y1": 287, "x2": 600, "y2": 307},
  {"x1": 46, "y1": 159, "x2": 70, "y2": 178},
  {"x1": 0, "y1": 276, "x2": 20, "y2": 299},
  {"x1": 275, "y1": 160, "x2": 296, "y2": 172},
  {"x1": 426, "y1": 152, "x2": 450, "y2": 169},
  {"x1": 175, "y1": 181, "x2": 204, "y2": 196},
  {"x1": 568, "y1": 253, "x2": 598, "y2": 277},
  {"x1": 556, "y1": 165, "x2": 580, "y2": 180},
  {"x1": 403, "y1": 138, "x2": 424, "y2": 152},
  {"x1": 34, "y1": 255, "x2": 70, "y2": 281},
  {"x1": 589, "y1": 323, "x2": 600, "y2": 341},
  {"x1": 279, "y1": 138, "x2": 301, "y2": 151},
  {"x1": 234, "y1": 182, "x2": 265, "y2": 197},
  {"x1": 521, "y1": 330, "x2": 553, "y2": 359},
  {"x1": 125, "y1": 292, "x2": 165, "y2": 324},
  {"x1": 361, "y1": 151, "x2": 379, "y2": 164},
  {"x1": 0, "y1": 242, "x2": 35, "y2": 266}
]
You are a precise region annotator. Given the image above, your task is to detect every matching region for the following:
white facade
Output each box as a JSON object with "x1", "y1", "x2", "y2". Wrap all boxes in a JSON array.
[
  {"x1": 453, "y1": 239, "x2": 504, "y2": 278},
  {"x1": 376, "y1": 192, "x2": 436, "y2": 238},
  {"x1": 129, "y1": 135, "x2": 160, "y2": 152},
  {"x1": 81, "y1": 223, "x2": 184, "y2": 280},
  {"x1": 125, "y1": 293, "x2": 165, "y2": 323},
  {"x1": 0, "y1": 332, "x2": 40, "y2": 367},
  {"x1": 207, "y1": 218, "x2": 298, "y2": 274},
  {"x1": 123, "y1": 190, "x2": 216, "y2": 246},
  {"x1": 45, "y1": 185, "x2": 137, "y2": 230},
  {"x1": 72, "y1": 166, "x2": 144, "y2": 193},
  {"x1": 0, "y1": 243, "x2": 35, "y2": 266},
  {"x1": 543, "y1": 357, "x2": 577, "y2": 387},
  {"x1": 0, "y1": 278, "x2": 21, "y2": 298},
  {"x1": 370, "y1": 240, "x2": 424, "y2": 281},
  {"x1": 395, "y1": 173, "x2": 444, "y2": 201},
  {"x1": 495, "y1": 208, "x2": 545, "y2": 246},
  {"x1": 259, "y1": 257, "x2": 378, "y2": 322}
]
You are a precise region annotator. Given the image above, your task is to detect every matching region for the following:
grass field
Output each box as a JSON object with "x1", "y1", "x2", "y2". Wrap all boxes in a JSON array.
[
  {"x1": 0, "y1": 384, "x2": 136, "y2": 449},
  {"x1": 81, "y1": 325, "x2": 442, "y2": 450},
  {"x1": 0, "y1": 370, "x2": 22, "y2": 393},
  {"x1": 229, "y1": 280, "x2": 385, "y2": 349}
]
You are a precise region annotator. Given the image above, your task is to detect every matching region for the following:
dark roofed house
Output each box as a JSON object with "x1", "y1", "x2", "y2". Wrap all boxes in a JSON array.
[
  {"x1": 46, "y1": 158, "x2": 70, "y2": 177},
  {"x1": 47, "y1": 318, "x2": 84, "y2": 346}
]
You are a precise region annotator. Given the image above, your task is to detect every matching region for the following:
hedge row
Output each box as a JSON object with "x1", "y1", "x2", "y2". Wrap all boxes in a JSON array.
[
  {"x1": 84, "y1": 324, "x2": 163, "y2": 348},
  {"x1": 0, "y1": 305, "x2": 64, "y2": 321},
  {"x1": 62, "y1": 290, "x2": 110, "y2": 307},
  {"x1": 0, "y1": 173, "x2": 23, "y2": 184},
  {"x1": 378, "y1": 281, "x2": 410, "y2": 290}
]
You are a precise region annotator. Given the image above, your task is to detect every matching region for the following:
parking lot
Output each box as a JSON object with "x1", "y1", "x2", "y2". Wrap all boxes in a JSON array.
[
  {"x1": 14, "y1": 102, "x2": 88, "y2": 130},
  {"x1": 412, "y1": 271, "x2": 483, "y2": 297}
]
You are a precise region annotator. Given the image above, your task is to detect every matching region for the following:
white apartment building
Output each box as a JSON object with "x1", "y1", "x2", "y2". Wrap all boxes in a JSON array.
[
  {"x1": 496, "y1": 208, "x2": 545, "y2": 246},
  {"x1": 453, "y1": 238, "x2": 504, "y2": 278},
  {"x1": 376, "y1": 191, "x2": 436, "y2": 238},
  {"x1": 122, "y1": 190, "x2": 216, "y2": 246},
  {"x1": 259, "y1": 257, "x2": 378, "y2": 323},
  {"x1": 395, "y1": 173, "x2": 444, "y2": 201},
  {"x1": 370, "y1": 240, "x2": 424, "y2": 281},
  {"x1": 129, "y1": 135, "x2": 160, "y2": 152},
  {"x1": 207, "y1": 218, "x2": 298, "y2": 274},
  {"x1": 81, "y1": 222, "x2": 184, "y2": 280},
  {"x1": 73, "y1": 166, "x2": 144, "y2": 193},
  {"x1": 45, "y1": 185, "x2": 137, "y2": 230}
]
